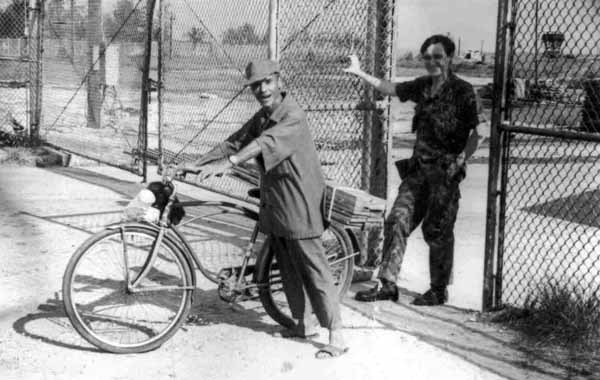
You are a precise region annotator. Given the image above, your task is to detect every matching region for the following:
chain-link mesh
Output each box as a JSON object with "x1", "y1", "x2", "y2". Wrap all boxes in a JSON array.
[
  {"x1": 497, "y1": 0, "x2": 600, "y2": 307},
  {"x1": 157, "y1": 0, "x2": 394, "y2": 202},
  {"x1": 0, "y1": 0, "x2": 30, "y2": 137},
  {"x1": 510, "y1": 0, "x2": 600, "y2": 132},
  {"x1": 39, "y1": 0, "x2": 157, "y2": 171},
  {"x1": 158, "y1": 0, "x2": 268, "y2": 200},
  {"x1": 501, "y1": 135, "x2": 600, "y2": 306},
  {"x1": 278, "y1": 0, "x2": 368, "y2": 188}
]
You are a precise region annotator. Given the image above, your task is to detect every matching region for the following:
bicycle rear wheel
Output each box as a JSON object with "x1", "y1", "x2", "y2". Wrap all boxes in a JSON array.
[
  {"x1": 256, "y1": 223, "x2": 354, "y2": 329},
  {"x1": 62, "y1": 225, "x2": 193, "y2": 353}
]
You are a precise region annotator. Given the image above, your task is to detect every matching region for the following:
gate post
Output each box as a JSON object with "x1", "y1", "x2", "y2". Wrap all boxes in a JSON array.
[
  {"x1": 482, "y1": 0, "x2": 510, "y2": 311},
  {"x1": 359, "y1": 0, "x2": 394, "y2": 271}
]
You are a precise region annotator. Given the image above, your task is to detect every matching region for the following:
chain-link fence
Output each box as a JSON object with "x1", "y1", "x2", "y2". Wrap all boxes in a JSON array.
[
  {"x1": 278, "y1": 0, "x2": 391, "y2": 195},
  {"x1": 488, "y1": 0, "x2": 600, "y2": 309},
  {"x1": 0, "y1": 0, "x2": 35, "y2": 137},
  {"x1": 38, "y1": 0, "x2": 158, "y2": 172},
  {"x1": 157, "y1": 0, "x2": 270, "y2": 200},
  {"x1": 157, "y1": 0, "x2": 393, "y2": 202}
]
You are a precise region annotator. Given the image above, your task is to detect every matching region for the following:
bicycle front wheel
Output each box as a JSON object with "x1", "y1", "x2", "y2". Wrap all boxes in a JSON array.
[
  {"x1": 62, "y1": 225, "x2": 193, "y2": 353},
  {"x1": 256, "y1": 223, "x2": 354, "y2": 329}
]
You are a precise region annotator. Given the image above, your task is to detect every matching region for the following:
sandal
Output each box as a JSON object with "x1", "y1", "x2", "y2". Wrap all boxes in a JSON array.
[{"x1": 315, "y1": 345, "x2": 349, "y2": 359}]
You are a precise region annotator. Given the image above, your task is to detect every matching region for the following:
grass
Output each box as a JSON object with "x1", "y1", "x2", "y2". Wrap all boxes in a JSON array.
[
  {"x1": 495, "y1": 283, "x2": 600, "y2": 374},
  {"x1": 0, "y1": 146, "x2": 40, "y2": 166}
]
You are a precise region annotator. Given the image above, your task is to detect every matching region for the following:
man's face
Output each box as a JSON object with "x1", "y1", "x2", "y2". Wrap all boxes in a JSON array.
[
  {"x1": 250, "y1": 74, "x2": 282, "y2": 111},
  {"x1": 423, "y1": 43, "x2": 451, "y2": 77}
]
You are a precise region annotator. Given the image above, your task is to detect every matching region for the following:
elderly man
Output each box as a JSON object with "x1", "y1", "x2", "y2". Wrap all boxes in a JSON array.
[{"x1": 177, "y1": 60, "x2": 348, "y2": 358}]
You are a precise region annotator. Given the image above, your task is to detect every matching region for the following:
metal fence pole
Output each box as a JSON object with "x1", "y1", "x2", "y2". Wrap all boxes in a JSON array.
[
  {"x1": 157, "y1": 0, "x2": 164, "y2": 170},
  {"x1": 268, "y1": 0, "x2": 278, "y2": 60},
  {"x1": 86, "y1": 0, "x2": 104, "y2": 129},
  {"x1": 138, "y1": 0, "x2": 158, "y2": 181},
  {"x1": 359, "y1": 0, "x2": 393, "y2": 268},
  {"x1": 482, "y1": 0, "x2": 510, "y2": 311},
  {"x1": 28, "y1": 0, "x2": 43, "y2": 143}
]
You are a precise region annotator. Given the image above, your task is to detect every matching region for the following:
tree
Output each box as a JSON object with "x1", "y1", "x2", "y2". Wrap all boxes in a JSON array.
[
  {"x1": 222, "y1": 23, "x2": 266, "y2": 45},
  {"x1": 0, "y1": 0, "x2": 27, "y2": 38},
  {"x1": 103, "y1": 0, "x2": 147, "y2": 42},
  {"x1": 187, "y1": 27, "x2": 206, "y2": 50}
]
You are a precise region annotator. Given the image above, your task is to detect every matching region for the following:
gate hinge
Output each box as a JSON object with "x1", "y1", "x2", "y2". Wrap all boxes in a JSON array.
[{"x1": 504, "y1": 21, "x2": 516, "y2": 30}]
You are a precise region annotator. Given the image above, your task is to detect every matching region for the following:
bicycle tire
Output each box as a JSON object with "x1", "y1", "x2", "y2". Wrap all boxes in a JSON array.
[
  {"x1": 63, "y1": 224, "x2": 193, "y2": 353},
  {"x1": 172, "y1": 201, "x2": 262, "y2": 284},
  {"x1": 256, "y1": 223, "x2": 354, "y2": 329}
]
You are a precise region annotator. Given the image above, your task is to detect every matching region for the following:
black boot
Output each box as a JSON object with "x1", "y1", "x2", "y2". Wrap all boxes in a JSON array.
[
  {"x1": 355, "y1": 280, "x2": 399, "y2": 302},
  {"x1": 411, "y1": 288, "x2": 448, "y2": 306}
]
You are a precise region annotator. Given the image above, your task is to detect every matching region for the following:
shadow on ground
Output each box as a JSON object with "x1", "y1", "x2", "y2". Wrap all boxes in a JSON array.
[
  {"x1": 524, "y1": 189, "x2": 600, "y2": 229},
  {"x1": 11, "y1": 288, "x2": 310, "y2": 354},
  {"x1": 346, "y1": 283, "x2": 597, "y2": 380}
]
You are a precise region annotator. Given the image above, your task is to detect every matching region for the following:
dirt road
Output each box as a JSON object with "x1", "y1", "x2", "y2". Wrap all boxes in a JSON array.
[{"x1": 0, "y1": 164, "x2": 508, "y2": 380}]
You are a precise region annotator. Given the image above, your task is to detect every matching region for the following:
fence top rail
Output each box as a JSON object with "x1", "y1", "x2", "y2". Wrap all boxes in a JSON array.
[{"x1": 500, "y1": 121, "x2": 600, "y2": 143}]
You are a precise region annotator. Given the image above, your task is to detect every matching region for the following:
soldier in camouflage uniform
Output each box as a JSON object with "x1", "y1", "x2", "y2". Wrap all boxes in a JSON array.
[{"x1": 344, "y1": 35, "x2": 484, "y2": 306}]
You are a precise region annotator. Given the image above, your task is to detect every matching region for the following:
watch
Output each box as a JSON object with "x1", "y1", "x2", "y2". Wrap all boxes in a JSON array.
[{"x1": 228, "y1": 155, "x2": 239, "y2": 166}]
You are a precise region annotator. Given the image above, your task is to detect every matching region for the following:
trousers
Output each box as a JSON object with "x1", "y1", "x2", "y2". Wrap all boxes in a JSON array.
[
  {"x1": 378, "y1": 160, "x2": 461, "y2": 291},
  {"x1": 270, "y1": 236, "x2": 342, "y2": 330}
]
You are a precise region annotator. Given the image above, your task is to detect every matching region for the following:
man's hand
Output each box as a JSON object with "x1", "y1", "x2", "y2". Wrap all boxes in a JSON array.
[
  {"x1": 446, "y1": 153, "x2": 466, "y2": 184},
  {"x1": 174, "y1": 162, "x2": 199, "y2": 176},
  {"x1": 163, "y1": 164, "x2": 183, "y2": 180},
  {"x1": 343, "y1": 54, "x2": 363, "y2": 76},
  {"x1": 196, "y1": 159, "x2": 233, "y2": 183}
]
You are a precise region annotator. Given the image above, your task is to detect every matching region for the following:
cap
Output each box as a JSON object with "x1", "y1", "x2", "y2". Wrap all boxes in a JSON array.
[{"x1": 244, "y1": 59, "x2": 280, "y2": 86}]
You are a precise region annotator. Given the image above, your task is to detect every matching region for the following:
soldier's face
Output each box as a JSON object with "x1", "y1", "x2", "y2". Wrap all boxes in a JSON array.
[
  {"x1": 423, "y1": 43, "x2": 450, "y2": 77},
  {"x1": 250, "y1": 74, "x2": 282, "y2": 111}
]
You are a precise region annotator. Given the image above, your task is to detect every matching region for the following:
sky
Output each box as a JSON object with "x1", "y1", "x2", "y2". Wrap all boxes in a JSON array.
[
  {"x1": 395, "y1": 0, "x2": 497, "y2": 53},
  {"x1": 21, "y1": 0, "x2": 498, "y2": 54}
]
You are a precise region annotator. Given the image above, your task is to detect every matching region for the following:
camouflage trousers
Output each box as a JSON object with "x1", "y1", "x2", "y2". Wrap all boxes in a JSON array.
[{"x1": 378, "y1": 160, "x2": 461, "y2": 291}]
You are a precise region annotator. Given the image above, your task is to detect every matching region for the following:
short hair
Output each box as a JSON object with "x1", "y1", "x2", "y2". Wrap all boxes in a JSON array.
[{"x1": 420, "y1": 35, "x2": 456, "y2": 57}]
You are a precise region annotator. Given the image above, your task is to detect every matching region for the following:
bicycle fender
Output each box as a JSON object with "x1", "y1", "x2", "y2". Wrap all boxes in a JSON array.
[{"x1": 106, "y1": 222, "x2": 198, "y2": 288}]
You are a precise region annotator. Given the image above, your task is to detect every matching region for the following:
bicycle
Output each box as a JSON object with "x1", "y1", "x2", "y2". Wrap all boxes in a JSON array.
[{"x1": 62, "y1": 169, "x2": 358, "y2": 353}]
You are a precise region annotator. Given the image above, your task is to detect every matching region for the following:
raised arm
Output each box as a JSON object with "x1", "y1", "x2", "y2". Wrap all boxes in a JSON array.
[{"x1": 343, "y1": 54, "x2": 396, "y2": 96}]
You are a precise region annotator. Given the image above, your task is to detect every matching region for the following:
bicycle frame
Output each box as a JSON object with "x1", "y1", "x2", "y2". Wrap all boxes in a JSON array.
[{"x1": 121, "y1": 174, "x2": 360, "y2": 299}]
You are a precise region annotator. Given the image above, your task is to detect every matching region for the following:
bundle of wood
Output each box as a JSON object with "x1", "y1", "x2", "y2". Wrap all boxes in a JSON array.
[
  {"x1": 230, "y1": 163, "x2": 386, "y2": 226},
  {"x1": 323, "y1": 181, "x2": 386, "y2": 226}
]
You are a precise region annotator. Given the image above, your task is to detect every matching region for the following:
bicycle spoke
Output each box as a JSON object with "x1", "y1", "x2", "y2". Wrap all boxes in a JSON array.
[{"x1": 65, "y1": 227, "x2": 191, "y2": 352}]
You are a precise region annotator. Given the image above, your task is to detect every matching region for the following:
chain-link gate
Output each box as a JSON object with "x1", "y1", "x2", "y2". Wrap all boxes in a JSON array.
[
  {"x1": 0, "y1": 0, "x2": 42, "y2": 139},
  {"x1": 157, "y1": 0, "x2": 393, "y2": 202},
  {"x1": 484, "y1": 0, "x2": 600, "y2": 310},
  {"x1": 38, "y1": 0, "x2": 157, "y2": 173}
]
